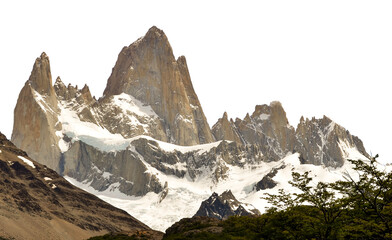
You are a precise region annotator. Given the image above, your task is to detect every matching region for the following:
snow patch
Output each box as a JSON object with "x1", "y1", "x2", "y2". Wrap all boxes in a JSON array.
[
  {"x1": 18, "y1": 156, "x2": 35, "y2": 169},
  {"x1": 32, "y1": 89, "x2": 56, "y2": 114},
  {"x1": 338, "y1": 140, "x2": 367, "y2": 160},
  {"x1": 44, "y1": 177, "x2": 52, "y2": 181},
  {"x1": 175, "y1": 114, "x2": 193, "y2": 124},
  {"x1": 190, "y1": 104, "x2": 199, "y2": 110},
  {"x1": 259, "y1": 113, "x2": 270, "y2": 120},
  {"x1": 112, "y1": 93, "x2": 158, "y2": 118}
]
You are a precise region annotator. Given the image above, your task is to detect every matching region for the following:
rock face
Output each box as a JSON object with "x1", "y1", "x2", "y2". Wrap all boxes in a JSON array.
[
  {"x1": 63, "y1": 138, "x2": 264, "y2": 196},
  {"x1": 213, "y1": 102, "x2": 297, "y2": 161},
  {"x1": 103, "y1": 26, "x2": 214, "y2": 146},
  {"x1": 194, "y1": 190, "x2": 260, "y2": 220},
  {"x1": 295, "y1": 115, "x2": 368, "y2": 167},
  {"x1": 254, "y1": 165, "x2": 285, "y2": 191},
  {"x1": 212, "y1": 112, "x2": 243, "y2": 144},
  {"x1": 12, "y1": 52, "x2": 61, "y2": 171},
  {"x1": 212, "y1": 102, "x2": 369, "y2": 167},
  {"x1": 0, "y1": 132, "x2": 161, "y2": 240}
]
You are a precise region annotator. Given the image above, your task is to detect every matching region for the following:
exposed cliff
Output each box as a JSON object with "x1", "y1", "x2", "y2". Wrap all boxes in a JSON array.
[
  {"x1": 12, "y1": 52, "x2": 61, "y2": 171},
  {"x1": 103, "y1": 26, "x2": 214, "y2": 145},
  {"x1": 212, "y1": 102, "x2": 369, "y2": 167}
]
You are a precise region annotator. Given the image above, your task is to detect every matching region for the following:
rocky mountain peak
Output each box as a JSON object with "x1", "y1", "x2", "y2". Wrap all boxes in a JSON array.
[
  {"x1": 212, "y1": 112, "x2": 243, "y2": 144},
  {"x1": 295, "y1": 114, "x2": 369, "y2": 166},
  {"x1": 54, "y1": 79, "x2": 94, "y2": 105},
  {"x1": 12, "y1": 52, "x2": 61, "y2": 171},
  {"x1": 102, "y1": 26, "x2": 214, "y2": 145},
  {"x1": 194, "y1": 191, "x2": 260, "y2": 220},
  {"x1": 222, "y1": 111, "x2": 229, "y2": 120},
  {"x1": 220, "y1": 190, "x2": 238, "y2": 204},
  {"x1": 244, "y1": 113, "x2": 251, "y2": 122},
  {"x1": 54, "y1": 76, "x2": 64, "y2": 86},
  {"x1": 252, "y1": 101, "x2": 289, "y2": 126},
  {"x1": 144, "y1": 25, "x2": 169, "y2": 43},
  {"x1": 212, "y1": 101, "x2": 368, "y2": 167},
  {"x1": 28, "y1": 52, "x2": 55, "y2": 97}
]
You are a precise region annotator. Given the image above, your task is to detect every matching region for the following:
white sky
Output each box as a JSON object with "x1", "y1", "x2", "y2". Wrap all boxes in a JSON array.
[{"x1": 0, "y1": 1, "x2": 391, "y2": 163}]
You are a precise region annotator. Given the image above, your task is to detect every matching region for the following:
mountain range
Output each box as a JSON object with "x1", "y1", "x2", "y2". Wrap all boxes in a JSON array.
[{"x1": 9, "y1": 26, "x2": 370, "y2": 232}]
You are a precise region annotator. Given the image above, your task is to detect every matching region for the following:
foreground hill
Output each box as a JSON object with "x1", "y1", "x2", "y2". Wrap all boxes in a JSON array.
[{"x1": 0, "y1": 132, "x2": 162, "y2": 240}]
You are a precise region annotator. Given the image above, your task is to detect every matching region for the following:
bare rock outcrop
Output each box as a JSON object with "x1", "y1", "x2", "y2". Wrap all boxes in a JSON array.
[
  {"x1": 12, "y1": 52, "x2": 61, "y2": 171},
  {"x1": 295, "y1": 115, "x2": 369, "y2": 167},
  {"x1": 213, "y1": 102, "x2": 297, "y2": 161},
  {"x1": 212, "y1": 102, "x2": 369, "y2": 167},
  {"x1": 103, "y1": 26, "x2": 214, "y2": 145},
  {"x1": 194, "y1": 190, "x2": 260, "y2": 220},
  {"x1": 212, "y1": 112, "x2": 243, "y2": 144}
]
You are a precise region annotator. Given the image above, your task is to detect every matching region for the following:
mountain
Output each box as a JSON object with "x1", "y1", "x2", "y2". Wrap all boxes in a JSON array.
[
  {"x1": 103, "y1": 26, "x2": 214, "y2": 146},
  {"x1": 212, "y1": 102, "x2": 369, "y2": 167},
  {"x1": 0, "y1": 132, "x2": 162, "y2": 240},
  {"x1": 12, "y1": 52, "x2": 61, "y2": 171},
  {"x1": 194, "y1": 190, "x2": 260, "y2": 220},
  {"x1": 11, "y1": 26, "x2": 371, "y2": 231}
]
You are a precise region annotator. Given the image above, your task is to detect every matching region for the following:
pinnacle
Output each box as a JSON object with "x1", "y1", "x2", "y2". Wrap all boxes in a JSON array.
[
  {"x1": 55, "y1": 76, "x2": 64, "y2": 85},
  {"x1": 81, "y1": 84, "x2": 91, "y2": 94},
  {"x1": 40, "y1": 52, "x2": 48, "y2": 60},
  {"x1": 143, "y1": 26, "x2": 170, "y2": 44},
  {"x1": 177, "y1": 55, "x2": 187, "y2": 64},
  {"x1": 270, "y1": 101, "x2": 283, "y2": 108},
  {"x1": 222, "y1": 112, "x2": 228, "y2": 120},
  {"x1": 29, "y1": 52, "x2": 53, "y2": 96},
  {"x1": 146, "y1": 26, "x2": 165, "y2": 37}
]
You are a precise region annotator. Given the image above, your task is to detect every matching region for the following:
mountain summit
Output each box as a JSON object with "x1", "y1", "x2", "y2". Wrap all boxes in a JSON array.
[
  {"x1": 104, "y1": 26, "x2": 214, "y2": 145},
  {"x1": 12, "y1": 52, "x2": 61, "y2": 171}
]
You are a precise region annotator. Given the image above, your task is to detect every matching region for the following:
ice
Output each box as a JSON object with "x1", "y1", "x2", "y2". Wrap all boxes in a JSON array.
[
  {"x1": 56, "y1": 130, "x2": 70, "y2": 152},
  {"x1": 18, "y1": 156, "x2": 36, "y2": 169}
]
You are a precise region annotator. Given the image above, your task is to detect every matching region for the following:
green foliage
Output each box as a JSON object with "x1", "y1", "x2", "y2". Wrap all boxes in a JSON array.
[
  {"x1": 333, "y1": 155, "x2": 392, "y2": 239},
  {"x1": 163, "y1": 156, "x2": 392, "y2": 240},
  {"x1": 263, "y1": 155, "x2": 392, "y2": 239}
]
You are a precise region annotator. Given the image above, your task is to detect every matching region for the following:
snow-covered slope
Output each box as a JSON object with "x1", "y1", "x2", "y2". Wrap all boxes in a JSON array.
[{"x1": 64, "y1": 140, "x2": 369, "y2": 231}]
